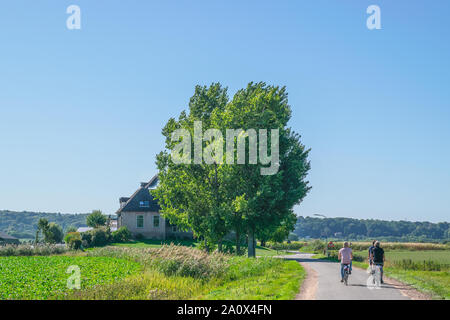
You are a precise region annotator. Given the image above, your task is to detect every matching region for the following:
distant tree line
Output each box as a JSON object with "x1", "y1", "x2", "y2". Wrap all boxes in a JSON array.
[
  {"x1": 0, "y1": 210, "x2": 89, "y2": 239},
  {"x1": 294, "y1": 216, "x2": 450, "y2": 242}
]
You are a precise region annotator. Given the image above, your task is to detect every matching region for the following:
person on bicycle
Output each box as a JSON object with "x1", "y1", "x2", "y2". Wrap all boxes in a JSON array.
[
  {"x1": 338, "y1": 241, "x2": 353, "y2": 282},
  {"x1": 368, "y1": 240, "x2": 376, "y2": 265},
  {"x1": 371, "y1": 241, "x2": 385, "y2": 283}
]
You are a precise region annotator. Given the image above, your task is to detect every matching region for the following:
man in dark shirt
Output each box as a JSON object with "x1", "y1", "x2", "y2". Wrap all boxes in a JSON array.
[{"x1": 371, "y1": 241, "x2": 385, "y2": 283}]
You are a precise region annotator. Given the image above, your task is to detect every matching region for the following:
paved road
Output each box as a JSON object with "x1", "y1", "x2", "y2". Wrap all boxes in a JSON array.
[{"x1": 282, "y1": 253, "x2": 410, "y2": 300}]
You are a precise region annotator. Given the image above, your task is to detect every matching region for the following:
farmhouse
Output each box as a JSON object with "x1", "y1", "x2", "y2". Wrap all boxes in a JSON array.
[
  {"x1": 116, "y1": 175, "x2": 192, "y2": 240},
  {"x1": 0, "y1": 231, "x2": 20, "y2": 244}
]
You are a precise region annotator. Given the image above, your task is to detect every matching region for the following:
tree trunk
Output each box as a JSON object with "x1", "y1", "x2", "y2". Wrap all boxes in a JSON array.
[
  {"x1": 217, "y1": 238, "x2": 223, "y2": 252},
  {"x1": 260, "y1": 239, "x2": 266, "y2": 247},
  {"x1": 248, "y1": 229, "x2": 256, "y2": 258},
  {"x1": 235, "y1": 231, "x2": 241, "y2": 255},
  {"x1": 204, "y1": 238, "x2": 209, "y2": 253}
]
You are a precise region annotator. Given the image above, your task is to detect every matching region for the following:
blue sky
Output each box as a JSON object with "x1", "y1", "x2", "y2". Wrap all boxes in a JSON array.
[{"x1": 0, "y1": 1, "x2": 449, "y2": 222}]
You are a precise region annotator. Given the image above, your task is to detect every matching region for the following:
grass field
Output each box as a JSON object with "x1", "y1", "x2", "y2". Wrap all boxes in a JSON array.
[
  {"x1": 202, "y1": 259, "x2": 304, "y2": 299},
  {"x1": 0, "y1": 245, "x2": 304, "y2": 300},
  {"x1": 0, "y1": 256, "x2": 141, "y2": 299}
]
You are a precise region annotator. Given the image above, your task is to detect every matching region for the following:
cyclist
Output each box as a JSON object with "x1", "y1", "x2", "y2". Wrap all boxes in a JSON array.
[
  {"x1": 371, "y1": 241, "x2": 385, "y2": 283},
  {"x1": 338, "y1": 241, "x2": 353, "y2": 282}
]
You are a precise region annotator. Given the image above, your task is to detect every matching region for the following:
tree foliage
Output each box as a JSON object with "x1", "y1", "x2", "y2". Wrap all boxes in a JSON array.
[
  {"x1": 86, "y1": 210, "x2": 107, "y2": 228},
  {"x1": 35, "y1": 218, "x2": 64, "y2": 244},
  {"x1": 153, "y1": 82, "x2": 311, "y2": 256}
]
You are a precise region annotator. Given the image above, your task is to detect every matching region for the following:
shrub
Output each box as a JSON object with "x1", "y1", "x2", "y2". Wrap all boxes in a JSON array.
[
  {"x1": 81, "y1": 231, "x2": 92, "y2": 247},
  {"x1": 79, "y1": 228, "x2": 110, "y2": 248},
  {"x1": 112, "y1": 226, "x2": 131, "y2": 243},
  {"x1": 90, "y1": 228, "x2": 109, "y2": 247},
  {"x1": 0, "y1": 244, "x2": 67, "y2": 256},
  {"x1": 69, "y1": 239, "x2": 82, "y2": 250},
  {"x1": 64, "y1": 232, "x2": 82, "y2": 250},
  {"x1": 267, "y1": 241, "x2": 306, "y2": 250}
]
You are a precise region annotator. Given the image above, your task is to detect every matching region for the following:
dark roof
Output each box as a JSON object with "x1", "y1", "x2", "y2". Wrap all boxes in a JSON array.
[
  {"x1": 0, "y1": 231, "x2": 19, "y2": 240},
  {"x1": 116, "y1": 175, "x2": 160, "y2": 214}
]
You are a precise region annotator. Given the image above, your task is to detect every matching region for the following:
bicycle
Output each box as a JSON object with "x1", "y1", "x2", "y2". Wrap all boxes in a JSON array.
[
  {"x1": 366, "y1": 263, "x2": 383, "y2": 289},
  {"x1": 342, "y1": 263, "x2": 351, "y2": 285}
]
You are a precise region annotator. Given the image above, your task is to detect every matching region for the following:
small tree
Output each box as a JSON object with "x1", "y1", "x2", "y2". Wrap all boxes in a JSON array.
[
  {"x1": 86, "y1": 210, "x2": 107, "y2": 228},
  {"x1": 45, "y1": 223, "x2": 64, "y2": 243},
  {"x1": 64, "y1": 232, "x2": 82, "y2": 250},
  {"x1": 35, "y1": 218, "x2": 49, "y2": 244}
]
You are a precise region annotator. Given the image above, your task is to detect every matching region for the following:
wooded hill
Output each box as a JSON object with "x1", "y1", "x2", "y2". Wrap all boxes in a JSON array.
[
  {"x1": 0, "y1": 210, "x2": 89, "y2": 239},
  {"x1": 294, "y1": 216, "x2": 450, "y2": 242}
]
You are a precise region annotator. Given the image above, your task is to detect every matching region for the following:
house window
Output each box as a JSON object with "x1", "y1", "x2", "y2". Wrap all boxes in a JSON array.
[
  {"x1": 153, "y1": 215, "x2": 160, "y2": 228},
  {"x1": 136, "y1": 215, "x2": 144, "y2": 228},
  {"x1": 139, "y1": 201, "x2": 150, "y2": 208}
]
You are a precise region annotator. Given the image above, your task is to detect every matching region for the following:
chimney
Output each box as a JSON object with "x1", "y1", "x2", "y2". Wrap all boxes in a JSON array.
[
  {"x1": 140, "y1": 182, "x2": 148, "y2": 188},
  {"x1": 119, "y1": 197, "x2": 129, "y2": 208}
]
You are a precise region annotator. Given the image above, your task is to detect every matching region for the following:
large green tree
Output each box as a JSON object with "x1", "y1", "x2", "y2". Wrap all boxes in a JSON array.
[
  {"x1": 222, "y1": 82, "x2": 311, "y2": 256},
  {"x1": 153, "y1": 83, "x2": 232, "y2": 251},
  {"x1": 153, "y1": 82, "x2": 311, "y2": 257}
]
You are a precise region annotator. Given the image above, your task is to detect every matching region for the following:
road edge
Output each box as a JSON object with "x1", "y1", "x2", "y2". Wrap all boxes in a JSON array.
[{"x1": 295, "y1": 261, "x2": 317, "y2": 300}]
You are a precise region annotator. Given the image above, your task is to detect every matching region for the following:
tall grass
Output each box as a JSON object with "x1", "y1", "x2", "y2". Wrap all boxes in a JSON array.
[
  {"x1": 387, "y1": 259, "x2": 449, "y2": 271},
  {"x1": 88, "y1": 244, "x2": 229, "y2": 279},
  {"x1": 66, "y1": 271, "x2": 214, "y2": 300}
]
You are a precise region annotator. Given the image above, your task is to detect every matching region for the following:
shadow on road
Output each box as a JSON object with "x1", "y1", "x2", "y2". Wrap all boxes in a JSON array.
[{"x1": 347, "y1": 283, "x2": 402, "y2": 290}]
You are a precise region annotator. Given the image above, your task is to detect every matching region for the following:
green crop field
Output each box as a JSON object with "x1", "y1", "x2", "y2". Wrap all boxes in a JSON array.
[
  {"x1": 0, "y1": 256, "x2": 141, "y2": 299},
  {"x1": 385, "y1": 251, "x2": 450, "y2": 264},
  {"x1": 351, "y1": 250, "x2": 450, "y2": 265},
  {"x1": 346, "y1": 249, "x2": 450, "y2": 299}
]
